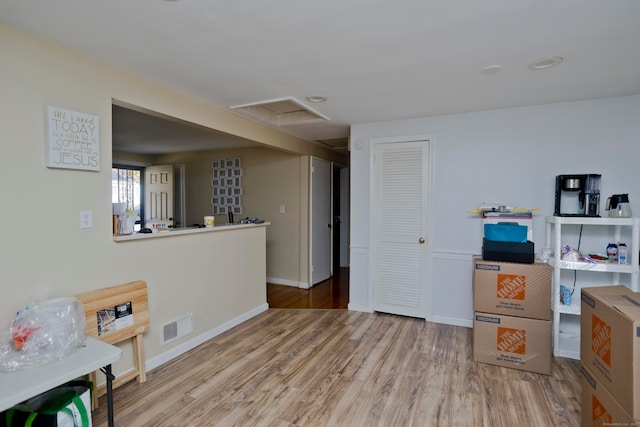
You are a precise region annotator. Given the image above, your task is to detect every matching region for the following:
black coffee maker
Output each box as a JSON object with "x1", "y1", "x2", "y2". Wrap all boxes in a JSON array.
[{"x1": 554, "y1": 174, "x2": 601, "y2": 217}]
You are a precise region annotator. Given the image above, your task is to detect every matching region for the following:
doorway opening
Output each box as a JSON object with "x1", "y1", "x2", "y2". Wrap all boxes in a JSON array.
[{"x1": 267, "y1": 268, "x2": 349, "y2": 309}]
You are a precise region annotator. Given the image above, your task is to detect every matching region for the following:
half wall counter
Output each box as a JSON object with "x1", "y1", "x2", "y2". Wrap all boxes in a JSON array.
[{"x1": 113, "y1": 222, "x2": 269, "y2": 242}]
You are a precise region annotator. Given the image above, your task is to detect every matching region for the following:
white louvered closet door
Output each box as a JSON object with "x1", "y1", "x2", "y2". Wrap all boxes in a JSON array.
[{"x1": 372, "y1": 139, "x2": 430, "y2": 318}]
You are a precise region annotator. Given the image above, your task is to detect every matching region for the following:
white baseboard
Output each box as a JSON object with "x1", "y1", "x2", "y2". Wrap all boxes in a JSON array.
[
  {"x1": 267, "y1": 276, "x2": 310, "y2": 289},
  {"x1": 431, "y1": 315, "x2": 472, "y2": 328},
  {"x1": 145, "y1": 303, "x2": 269, "y2": 373},
  {"x1": 347, "y1": 303, "x2": 373, "y2": 313}
]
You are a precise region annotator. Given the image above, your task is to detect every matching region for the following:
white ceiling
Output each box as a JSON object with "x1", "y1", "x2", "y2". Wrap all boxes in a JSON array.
[{"x1": 2, "y1": 0, "x2": 640, "y2": 153}]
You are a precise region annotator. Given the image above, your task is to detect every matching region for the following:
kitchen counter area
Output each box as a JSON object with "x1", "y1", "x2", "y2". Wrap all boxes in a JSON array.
[{"x1": 113, "y1": 222, "x2": 269, "y2": 242}]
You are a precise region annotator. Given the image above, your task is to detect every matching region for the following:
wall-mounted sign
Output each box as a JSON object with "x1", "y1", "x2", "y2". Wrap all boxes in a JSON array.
[{"x1": 46, "y1": 105, "x2": 100, "y2": 171}]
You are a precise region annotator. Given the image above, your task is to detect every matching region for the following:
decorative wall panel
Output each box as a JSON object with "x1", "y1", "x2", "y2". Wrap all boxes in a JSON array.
[{"x1": 211, "y1": 158, "x2": 243, "y2": 215}]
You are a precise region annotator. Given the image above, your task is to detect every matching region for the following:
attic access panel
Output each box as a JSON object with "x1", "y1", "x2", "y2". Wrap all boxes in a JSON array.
[{"x1": 229, "y1": 97, "x2": 329, "y2": 127}]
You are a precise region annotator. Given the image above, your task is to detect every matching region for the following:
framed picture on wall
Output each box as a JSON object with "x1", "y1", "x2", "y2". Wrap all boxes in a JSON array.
[{"x1": 45, "y1": 105, "x2": 100, "y2": 171}]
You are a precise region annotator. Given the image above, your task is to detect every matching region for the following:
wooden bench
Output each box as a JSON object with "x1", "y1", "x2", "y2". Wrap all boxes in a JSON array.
[{"x1": 75, "y1": 280, "x2": 149, "y2": 407}]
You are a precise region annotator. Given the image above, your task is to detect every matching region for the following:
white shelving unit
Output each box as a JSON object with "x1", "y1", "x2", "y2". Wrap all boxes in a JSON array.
[{"x1": 545, "y1": 216, "x2": 640, "y2": 359}]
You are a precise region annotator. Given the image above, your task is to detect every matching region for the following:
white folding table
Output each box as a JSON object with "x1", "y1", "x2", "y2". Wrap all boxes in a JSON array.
[{"x1": 0, "y1": 337, "x2": 122, "y2": 427}]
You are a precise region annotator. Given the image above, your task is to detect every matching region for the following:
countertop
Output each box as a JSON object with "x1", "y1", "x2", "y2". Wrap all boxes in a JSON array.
[{"x1": 113, "y1": 222, "x2": 269, "y2": 242}]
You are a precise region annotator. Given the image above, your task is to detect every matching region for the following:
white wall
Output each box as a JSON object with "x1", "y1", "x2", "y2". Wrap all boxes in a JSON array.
[{"x1": 349, "y1": 94, "x2": 640, "y2": 326}]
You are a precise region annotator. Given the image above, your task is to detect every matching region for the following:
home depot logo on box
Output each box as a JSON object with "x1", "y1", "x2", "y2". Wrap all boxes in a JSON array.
[
  {"x1": 497, "y1": 327, "x2": 526, "y2": 354},
  {"x1": 496, "y1": 274, "x2": 526, "y2": 300},
  {"x1": 592, "y1": 395, "x2": 612, "y2": 426},
  {"x1": 592, "y1": 314, "x2": 611, "y2": 366}
]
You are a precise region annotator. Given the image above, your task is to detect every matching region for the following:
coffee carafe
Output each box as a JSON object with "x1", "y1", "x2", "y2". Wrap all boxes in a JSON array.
[{"x1": 606, "y1": 194, "x2": 632, "y2": 218}]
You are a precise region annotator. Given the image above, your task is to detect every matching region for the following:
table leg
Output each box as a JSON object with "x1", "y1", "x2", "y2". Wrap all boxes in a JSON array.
[{"x1": 100, "y1": 364, "x2": 116, "y2": 427}]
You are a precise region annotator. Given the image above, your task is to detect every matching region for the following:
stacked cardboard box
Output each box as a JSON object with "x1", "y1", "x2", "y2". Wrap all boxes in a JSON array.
[
  {"x1": 472, "y1": 257, "x2": 552, "y2": 375},
  {"x1": 580, "y1": 286, "x2": 640, "y2": 426}
]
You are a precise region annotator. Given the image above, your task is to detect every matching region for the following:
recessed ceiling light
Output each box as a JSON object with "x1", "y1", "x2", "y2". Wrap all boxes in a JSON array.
[
  {"x1": 305, "y1": 96, "x2": 327, "y2": 103},
  {"x1": 481, "y1": 65, "x2": 503, "y2": 74},
  {"x1": 528, "y1": 56, "x2": 564, "y2": 70}
]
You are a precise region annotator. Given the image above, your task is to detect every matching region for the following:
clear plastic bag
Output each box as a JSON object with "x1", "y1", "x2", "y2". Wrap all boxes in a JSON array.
[{"x1": 0, "y1": 297, "x2": 86, "y2": 372}]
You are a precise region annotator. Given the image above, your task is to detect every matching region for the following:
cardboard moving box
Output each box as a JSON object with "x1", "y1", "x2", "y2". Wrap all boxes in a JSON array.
[
  {"x1": 473, "y1": 257, "x2": 551, "y2": 320},
  {"x1": 581, "y1": 365, "x2": 638, "y2": 427},
  {"x1": 581, "y1": 286, "x2": 640, "y2": 418},
  {"x1": 473, "y1": 312, "x2": 551, "y2": 375}
]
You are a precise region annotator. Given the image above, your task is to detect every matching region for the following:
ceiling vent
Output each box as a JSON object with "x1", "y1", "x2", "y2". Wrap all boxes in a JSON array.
[{"x1": 229, "y1": 97, "x2": 329, "y2": 127}]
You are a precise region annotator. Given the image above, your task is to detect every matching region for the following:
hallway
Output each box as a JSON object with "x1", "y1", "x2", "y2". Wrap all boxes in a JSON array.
[{"x1": 267, "y1": 267, "x2": 349, "y2": 309}]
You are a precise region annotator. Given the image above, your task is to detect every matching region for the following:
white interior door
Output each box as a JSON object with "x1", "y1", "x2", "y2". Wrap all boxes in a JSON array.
[
  {"x1": 145, "y1": 164, "x2": 174, "y2": 229},
  {"x1": 311, "y1": 157, "x2": 332, "y2": 286},
  {"x1": 372, "y1": 139, "x2": 430, "y2": 318}
]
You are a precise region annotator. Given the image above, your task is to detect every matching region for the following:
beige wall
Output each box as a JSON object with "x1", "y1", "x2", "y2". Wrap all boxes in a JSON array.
[
  {"x1": 0, "y1": 23, "x2": 333, "y2": 374},
  {"x1": 158, "y1": 147, "x2": 310, "y2": 285}
]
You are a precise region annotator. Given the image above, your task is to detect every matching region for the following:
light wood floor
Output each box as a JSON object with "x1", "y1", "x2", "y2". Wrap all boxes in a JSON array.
[{"x1": 92, "y1": 309, "x2": 581, "y2": 426}]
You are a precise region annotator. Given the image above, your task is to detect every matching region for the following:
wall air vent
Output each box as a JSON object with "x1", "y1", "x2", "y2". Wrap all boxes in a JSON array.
[
  {"x1": 162, "y1": 313, "x2": 193, "y2": 345},
  {"x1": 229, "y1": 97, "x2": 330, "y2": 127}
]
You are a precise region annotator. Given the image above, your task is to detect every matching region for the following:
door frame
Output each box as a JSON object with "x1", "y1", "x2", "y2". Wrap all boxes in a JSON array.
[
  {"x1": 174, "y1": 163, "x2": 186, "y2": 229},
  {"x1": 368, "y1": 134, "x2": 434, "y2": 320},
  {"x1": 339, "y1": 166, "x2": 350, "y2": 269},
  {"x1": 309, "y1": 156, "x2": 333, "y2": 287}
]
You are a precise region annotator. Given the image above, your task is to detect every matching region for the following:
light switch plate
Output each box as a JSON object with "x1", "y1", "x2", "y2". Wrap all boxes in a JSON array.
[
  {"x1": 279, "y1": 204, "x2": 286, "y2": 214},
  {"x1": 80, "y1": 210, "x2": 93, "y2": 228}
]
